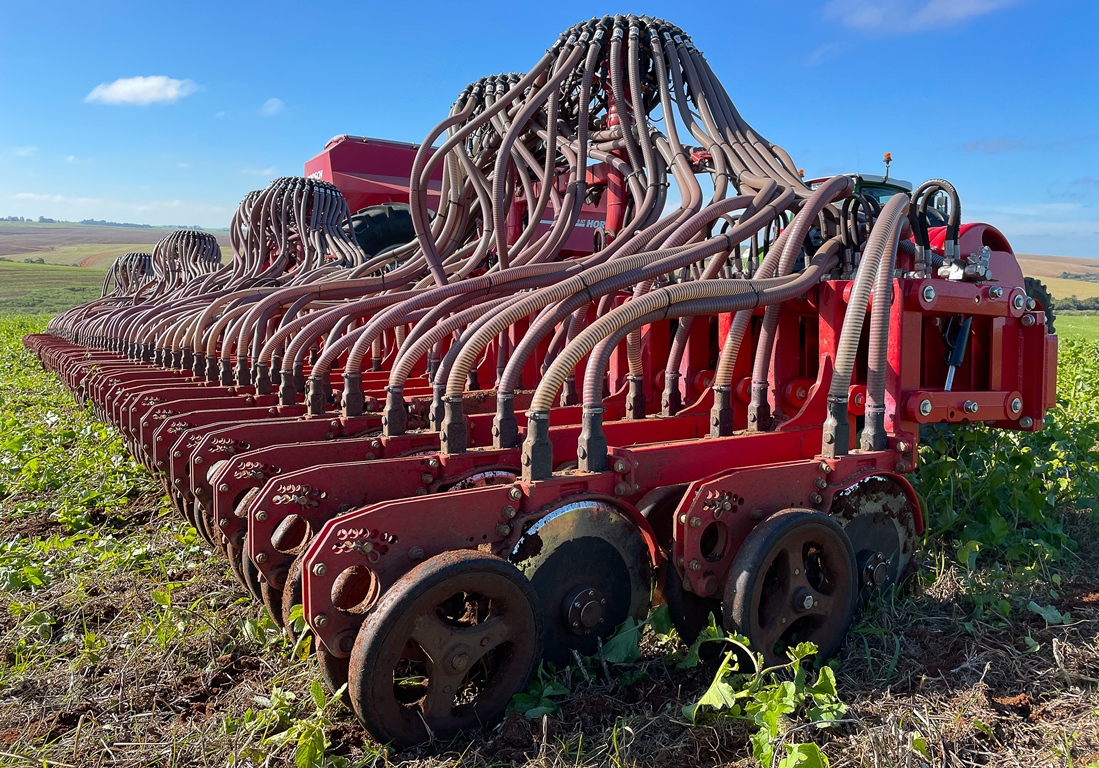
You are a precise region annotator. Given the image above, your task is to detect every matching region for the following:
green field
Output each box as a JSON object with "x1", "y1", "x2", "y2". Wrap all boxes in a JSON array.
[
  {"x1": 1055, "y1": 314, "x2": 1099, "y2": 342},
  {"x1": 0, "y1": 261, "x2": 107, "y2": 313},
  {"x1": 0, "y1": 221, "x2": 231, "y2": 269}
]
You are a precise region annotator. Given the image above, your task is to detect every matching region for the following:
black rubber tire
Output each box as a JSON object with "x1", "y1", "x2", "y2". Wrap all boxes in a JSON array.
[
  {"x1": 351, "y1": 203, "x2": 416, "y2": 257},
  {"x1": 240, "y1": 534, "x2": 265, "y2": 603},
  {"x1": 316, "y1": 643, "x2": 349, "y2": 707},
  {"x1": 663, "y1": 560, "x2": 721, "y2": 650},
  {"x1": 348, "y1": 550, "x2": 543, "y2": 748},
  {"x1": 637, "y1": 484, "x2": 687, "y2": 553},
  {"x1": 723, "y1": 509, "x2": 857, "y2": 667},
  {"x1": 1024, "y1": 277, "x2": 1056, "y2": 334},
  {"x1": 278, "y1": 553, "x2": 306, "y2": 639}
]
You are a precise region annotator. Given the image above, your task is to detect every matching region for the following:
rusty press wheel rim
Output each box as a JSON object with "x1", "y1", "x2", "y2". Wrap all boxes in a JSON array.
[
  {"x1": 724, "y1": 510, "x2": 857, "y2": 666},
  {"x1": 348, "y1": 549, "x2": 542, "y2": 748}
]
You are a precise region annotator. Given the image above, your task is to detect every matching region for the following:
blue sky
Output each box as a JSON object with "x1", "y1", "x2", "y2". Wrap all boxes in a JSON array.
[{"x1": 0, "y1": 0, "x2": 1095, "y2": 257}]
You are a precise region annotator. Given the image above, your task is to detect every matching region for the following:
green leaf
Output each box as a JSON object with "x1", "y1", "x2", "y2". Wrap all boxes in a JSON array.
[
  {"x1": 647, "y1": 603, "x2": 674, "y2": 636},
  {"x1": 151, "y1": 589, "x2": 171, "y2": 607},
  {"x1": 682, "y1": 651, "x2": 747, "y2": 723},
  {"x1": 956, "y1": 540, "x2": 981, "y2": 570},
  {"x1": 779, "y1": 742, "x2": 829, "y2": 768},
  {"x1": 310, "y1": 679, "x2": 325, "y2": 710},
  {"x1": 601, "y1": 617, "x2": 642, "y2": 663},
  {"x1": 1026, "y1": 601, "x2": 1070, "y2": 625},
  {"x1": 809, "y1": 666, "x2": 838, "y2": 698},
  {"x1": 912, "y1": 734, "x2": 929, "y2": 758}
]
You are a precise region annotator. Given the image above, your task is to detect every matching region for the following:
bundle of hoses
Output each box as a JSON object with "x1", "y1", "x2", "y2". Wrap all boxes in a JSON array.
[
  {"x1": 41, "y1": 14, "x2": 953, "y2": 496},
  {"x1": 100, "y1": 252, "x2": 153, "y2": 298}
]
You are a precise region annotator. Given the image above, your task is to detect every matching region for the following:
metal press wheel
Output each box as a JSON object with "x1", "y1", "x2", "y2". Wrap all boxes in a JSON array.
[
  {"x1": 723, "y1": 509, "x2": 857, "y2": 667},
  {"x1": 509, "y1": 500, "x2": 653, "y2": 665},
  {"x1": 348, "y1": 549, "x2": 542, "y2": 748}
]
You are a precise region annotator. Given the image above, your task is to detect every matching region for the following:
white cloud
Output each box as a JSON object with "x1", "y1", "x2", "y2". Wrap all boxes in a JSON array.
[
  {"x1": 259, "y1": 98, "x2": 284, "y2": 117},
  {"x1": 65, "y1": 155, "x2": 77, "y2": 163},
  {"x1": 243, "y1": 167, "x2": 277, "y2": 176},
  {"x1": 12, "y1": 146, "x2": 37, "y2": 157},
  {"x1": 824, "y1": 0, "x2": 1021, "y2": 34},
  {"x1": 85, "y1": 76, "x2": 198, "y2": 106}
]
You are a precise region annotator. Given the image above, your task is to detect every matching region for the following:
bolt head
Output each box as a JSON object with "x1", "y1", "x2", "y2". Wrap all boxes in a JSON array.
[
  {"x1": 1019, "y1": 416, "x2": 1034, "y2": 428},
  {"x1": 896, "y1": 441, "x2": 910, "y2": 453},
  {"x1": 255, "y1": 510, "x2": 267, "y2": 522},
  {"x1": 919, "y1": 399, "x2": 933, "y2": 416},
  {"x1": 312, "y1": 563, "x2": 327, "y2": 577},
  {"x1": 408, "y1": 546, "x2": 424, "y2": 560},
  {"x1": 689, "y1": 559, "x2": 702, "y2": 572},
  {"x1": 218, "y1": 483, "x2": 229, "y2": 493},
  {"x1": 964, "y1": 400, "x2": 979, "y2": 414},
  {"x1": 922, "y1": 285, "x2": 937, "y2": 303},
  {"x1": 219, "y1": 518, "x2": 229, "y2": 527},
  {"x1": 496, "y1": 522, "x2": 512, "y2": 536},
  {"x1": 194, "y1": 456, "x2": 203, "y2": 465},
  {"x1": 421, "y1": 473, "x2": 434, "y2": 484},
  {"x1": 255, "y1": 552, "x2": 268, "y2": 564},
  {"x1": 802, "y1": 594, "x2": 814, "y2": 610},
  {"x1": 502, "y1": 504, "x2": 517, "y2": 519},
  {"x1": 313, "y1": 614, "x2": 328, "y2": 628},
  {"x1": 508, "y1": 487, "x2": 522, "y2": 501},
  {"x1": 428, "y1": 458, "x2": 439, "y2": 468},
  {"x1": 613, "y1": 460, "x2": 628, "y2": 474},
  {"x1": 1012, "y1": 293, "x2": 1026, "y2": 310},
  {"x1": 1011, "y1": 397, "x2": 1022, "y2": 413}
]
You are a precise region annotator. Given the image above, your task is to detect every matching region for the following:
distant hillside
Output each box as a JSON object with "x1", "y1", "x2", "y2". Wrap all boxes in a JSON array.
[
  {"x1": 0, "y1": 221, "x2": 231, "y2": 269},
  {"x1": 1016, "y1": 253, "x2": 1099, "y2": 302}
]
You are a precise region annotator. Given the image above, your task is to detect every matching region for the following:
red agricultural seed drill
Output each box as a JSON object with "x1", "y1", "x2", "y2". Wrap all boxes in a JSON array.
[{"x1": 25, "y1": 15, "x2": 1057, "y2": 747}]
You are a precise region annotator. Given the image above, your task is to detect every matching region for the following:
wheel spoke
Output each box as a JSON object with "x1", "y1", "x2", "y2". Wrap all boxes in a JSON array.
[
  {"x1": 757, "y1": 608, "x2": 794, "y2": 652},
  {"x1": 421, "y1": 666, "x2": 467, "y2": 719},
  {"x1": 411, "y1": 614, "x2": 510, "y2": 656},
  {"x1": 803, "y1": 591, "x2": 834, "y2": 618}
]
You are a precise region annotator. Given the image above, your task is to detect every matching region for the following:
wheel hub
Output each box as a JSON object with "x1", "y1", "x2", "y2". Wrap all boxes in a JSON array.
[
  {"x1": 564, "y1": 586, "x2": 606, "y2": 634},
  {"x1": 446, "y1": 645, "x2": 473, "y2": 673},
  {"x1": 793, "y1": 588, "x2": 816, "y2": 612},
  {"x1": 862, "y1": 551, "x2": 888, "y2": 589}
]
